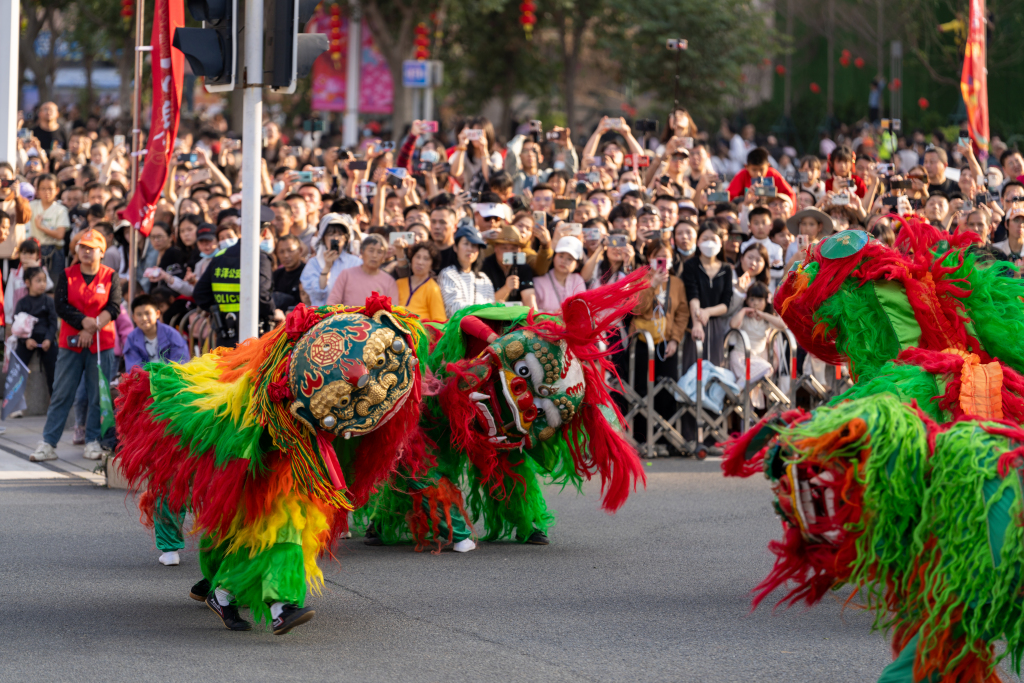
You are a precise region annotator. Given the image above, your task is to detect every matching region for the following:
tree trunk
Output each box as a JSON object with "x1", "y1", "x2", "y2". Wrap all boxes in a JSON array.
[
  {"x1": 826, "y1": 0, "x2": 835, "y2": 117},
  {"x1": 876, "y1": 0, "x2": 884, "y2": 119},
  {"x1": 783, "y1": 0, "x2": 793, "y2": 117},
  {"x1": 84, "y1": 47, "x2": 95, "y2": 113},
  {"x1": 362, "y1": 0, "x2": 417, "y2": 141},
  {"x1": 119, "y1": 33, "x2": 134, "y2": 127}
]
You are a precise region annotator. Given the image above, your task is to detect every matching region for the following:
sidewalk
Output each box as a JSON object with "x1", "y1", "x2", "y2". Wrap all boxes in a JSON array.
[{"x1": 0, "y1": 414, "x2": 106, "y2": 485}]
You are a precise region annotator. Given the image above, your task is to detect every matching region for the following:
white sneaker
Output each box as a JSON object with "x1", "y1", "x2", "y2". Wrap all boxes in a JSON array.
[
  {"x1": 8, "y1": 410, "x2": 23, "y2": 419},
  {"x1": 159, "y1": 551, "x2": 180, "y2": 566},
  {"x1": 29, "y1": 441, "x2": 57, "y2": 462},
  {"x1": 452, "y1": 538, "x2": 477, "y2": 553},
  {"x1": 82, "y1": 441, "x2": 107, "y2": 460}
]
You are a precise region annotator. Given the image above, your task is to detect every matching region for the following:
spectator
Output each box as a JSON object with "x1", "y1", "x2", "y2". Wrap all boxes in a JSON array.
[
  {"x1": 824, "y1": 146, "x2": 867, "y2": 198},
  {"x1": 993, "y1": 207, "x2": 1024, "y2": 262},
  {"x1": 0, "y1": 162, "x2": 31, "y2": 257},
  {"x1": 326, "y1": 233, "x2": 398, "y2": 306},
  {"x1": 923, "y1": 194, "x2": 950, "y2": 228},
  {"x1": 429, "y1": 205, "x2": 460, "y2": 271},
  {"x1": 272, "y1": 234, "x2": 305, "y2": 313},
  {"x1": 31, "y1": 102, "x2": 67, "y2": 153},
  {"x1": 728, "y1": 281, "x2": 786, "y2": 408},
  {"x1": 123, "y1": 294, "x2": 190, "y2": 371},
  {"x1": 727, "y1": 147, "x2": 795, "y2": 203},
  {"x1": 999, "y1": 149, "x2": 1024, "y2": 194},
  {"x1": 784, "y1": 208, "x2": 833, "y2": 265},
  {"x1": 142, "y1": 221, "x2": 187, "y2": 292},
  {"x1": 740, "y1": 206, "x2": 784, "y2": 283},
  {"x1": 479, "y1": 221, "x2": 537, "y2": 308},
  {"x1": 731, "y1": 243, "x2": 770, "y2": 311},
  {"x1": 923, "y1": 146, "x2": 958, "y2": 196},
  {"x1": 439, "y1": 224, "x2": 494, "y2": 317},
  {"x1": 29, "y1": 229, "x2": 120, "y2": 462},
  {"x1": 29, "y1": 173, "x2": 69, "y2": 285},
  {"x1": 682, "y1": 222, "x2": 733, "y2": 367},
  {"x1": 395, "y1": 241, "x2": 446, "y2": 321},
  {"x1": 300, "y1": 213, "x2": 362, "y2": 307},
  {"x1": 13, "y1": 266, "x2": 58, "y2": 397},
  {"x1": 533, "y1": 236, "x2": 586, "y2": 312},
  {"x1": 671, "y1": 221, "x2": 697, "y2": 276}
]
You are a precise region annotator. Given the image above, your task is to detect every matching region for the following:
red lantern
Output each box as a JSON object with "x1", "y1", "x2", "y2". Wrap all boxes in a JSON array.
[
  {"x1": 890, "y1": 78, "x2": 902, "y2": 91},
  {"x1": 918, "y1": 97, "x2": 929, "y2": 109},
  {"x1": 413, "y1": 21, "x2": 430, "y2": 59},
  {"x1": 854, "y1": 57, "x2": 865, "y2": 69},
  {"x1": 775, "y1": 64, "x2": 786, "y2": 76},
  {"x1": 520, "y1": 0, "x2": 537, "y2": 39},
  {"x1": 841, "y1": 49, "x2": 851, "y2": 59},
  {"x1": 121, "y1": 0, "x2": 133, "y2": 19},
  {"x1": 839, "y1": 55, "x2": 850, "y2": 67},
  {"x1": 810, "y1": 82, "x2": 821, "y2": 94}
]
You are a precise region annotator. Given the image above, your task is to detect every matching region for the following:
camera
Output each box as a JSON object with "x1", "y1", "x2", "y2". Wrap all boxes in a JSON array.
[
  {"x1": 666, "y1": 38, "x2": 688, "y2": 51},
  {"x1": 962, "y1": 199, "x2": 974, "y2": 212},
  {"x1": 348, "y1": 160, "x2": 368, "y2": 171},
  {"x1": 303, "y1": 120, "x2": 325, "y2": 132},
  {"x1": 608, "y1": 235, "x2": 629, "y2": 248},
  {"x1": 831, "y1": 193, "x2": 850, "y2": 206},
  {"x1": 574, "y1": 182, "x2": 589, "y2": 195},
  {"x1": 177, "y1": 153, "x2": 197, "y2": 164},
  {"x1": 502, "y1": 251, "x2": 527, "y2": 266},
  {"x1": 587, "y1": 171, "x2": 600, "y2": 184},
  {"x1": 329, "y1": 239, "x2": 340, "y2": 252},
  {"x1": 635, "y1": 119, "x2": 659, "y2": 133}
]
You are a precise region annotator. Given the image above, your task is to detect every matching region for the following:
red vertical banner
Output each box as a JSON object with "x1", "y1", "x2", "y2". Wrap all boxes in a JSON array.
[
  {"x1": 961, "y1": 0, "x2": 989, "y2": 156},
  {"x1": 120, "y1": 0, "x2": 185, "y2": 236}
]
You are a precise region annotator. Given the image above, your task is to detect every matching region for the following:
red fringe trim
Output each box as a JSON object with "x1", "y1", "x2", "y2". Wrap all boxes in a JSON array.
[{"x1": 406, "y1": 477, "x2": 474, "y2": 554}]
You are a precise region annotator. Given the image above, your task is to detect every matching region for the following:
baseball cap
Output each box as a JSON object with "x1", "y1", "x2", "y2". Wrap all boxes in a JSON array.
[
  {"x1": 453, "y1": 224, "x2": 486, "y2": 247},
  {"x1": 196, "y1": 222, "x2": 217, "y2": 241},
  {"x1": 678, "y1": 199, "x2": 698, "y2": 215},
  {"x1": 637, "y1": 203, "x2": 660, "y2": 218},
  {"x1": 77, "y1": 228, "x2": 107, "y2": 251},
  {"x1": 474, "y1": 202, "x2": 513, "y2": 221},
  {"x1": 554, "y1": 236, "x2": 584, "y2": 260},
  {"x1": 1006, "y1": 207, "x2": 1024, "y2": 222}
]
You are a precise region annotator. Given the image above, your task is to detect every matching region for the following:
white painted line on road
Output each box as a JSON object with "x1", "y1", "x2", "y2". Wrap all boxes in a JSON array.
[{"x1": 0, "y1": 470, "x2": 70, "y2": 480}]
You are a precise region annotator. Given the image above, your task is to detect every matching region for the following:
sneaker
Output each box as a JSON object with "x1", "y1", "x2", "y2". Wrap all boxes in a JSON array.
[
  {"x1": 190, "y1": 578, "x2": 211, "y2": 601},
  {"x1": 525, "y1": 530, "x2": 550, "y2": 546},
  {"x1": 8, "y1": 410, "x2": 23, "y2": 419},
  {"x1": 363, "y1": 521, "x2": 383, "y2": 546},
  {"x1": 158, "y1": 551, "x2": 180, "y2": 566},
  {"x1": 72, "y1": 424, "x2": 86, "y2": 445},
  {"x1": 29, "y1": 441, "x2": 57, "y2": 462},
  {"x1": 82, "y1": 441, "x2": 107, "y2": 461},
  {"x1": 205, "y1": 593, "x2": 252, "y2": 631},
  {"x1": 272, "y1": 604, "x2": 315, "y2": 635},
  {"x1": 452, "y1": 538, "x2": 477, "y2": 553}
]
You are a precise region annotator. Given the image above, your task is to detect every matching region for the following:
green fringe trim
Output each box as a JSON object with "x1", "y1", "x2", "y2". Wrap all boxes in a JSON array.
[
  {"x1": 814, "y1": 279, "x2": 903, "y2": 382},
  {"x1": 467, "y1": 458, "x2": 554, "y2": 542},
  {"x1": 213, "y1": 542, "x2": 306, "y2": 626},
  {"x1": 953, "y1": 250, "x2": 1024, "y2": 375},
  {"x1": 830, "y1": 362, "x2": 945, "y2": 423}
]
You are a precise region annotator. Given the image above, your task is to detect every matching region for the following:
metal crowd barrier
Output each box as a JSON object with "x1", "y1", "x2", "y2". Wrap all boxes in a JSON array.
[{"x1": 612, "y1": 328, "x2": 852, "y2": 458}]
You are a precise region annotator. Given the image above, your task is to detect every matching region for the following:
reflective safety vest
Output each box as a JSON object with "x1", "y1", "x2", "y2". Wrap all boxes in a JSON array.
[{"x1": 209, "y1": 252, "x2": 241, "y2": 313}]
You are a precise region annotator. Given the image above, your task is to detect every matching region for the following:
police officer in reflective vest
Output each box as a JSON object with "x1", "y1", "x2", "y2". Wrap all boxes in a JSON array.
[{"x1": 193, "y1": 213, "x2": 273, "y2": 348}]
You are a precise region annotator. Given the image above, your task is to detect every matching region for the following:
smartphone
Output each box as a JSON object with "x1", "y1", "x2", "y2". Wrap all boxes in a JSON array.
[
  {"x1": 608, "y1": 234, "x2": 628, "y2": 248},
  {"x1": 554, "y1": 198, "x2": 577, "y2": 211},
  {"x1": 833, "y1": 177, "x2": 848, "y2": 189},
  {"x1": 882, "y1": 196, "x2": 899, "y2": 207},
  {"x1": 422, "y1": 121, "x2": 439, "y2": 133},
  {"x1": 143, "y1": 267, "x2": 163, "y2": 278},
  {"x1": 420, "y1": 149, "x2": 440, "y2": 164},
  {"x1": 546, "y1": 130, "x2": 566, "y2": 143},
  {"x1": 589, "y1": 156, "x2": 604, "y2": 168},
  {"x1": 681, "y1": 137, "x2": 694, "y2": 150},
  {"x1": 348, "y1": 160, "x2": 368, "y2": 171},
  {"x1": 565, "y1": 222, "x2": 583, "y2": 236},
  {"x1": 414, "y1": 161, "x2": 433, "y2": 172},
  {"x1": 890, "y1": 179, "x2": 913, "y2": 190},
  {"x1": 224, "y1": 138, "x2": 242, "y2": 151},
  {"x1": 880, "y1": 119, "x2": 891, "y2": 131},
  {"x1": 295, "y1": 171, "x2": 314, "y2": 183},
  {"x1": 17, "y1": 128, "x2": 30, "y2": 141},
  {"x1": 380, "y1": 141, "x2": 396, "y2": 151},
  {"x1": 464, "y1": 191, "x2": 482, "y2": 203},
  {"x1": 707, "y1": 191, "x2": 729, "y2": 203},
  {"x1": 328, "y1": 239, "x2": 340, "y2": 252},
  {"x1": 532, "y1": 210, "x2": 547, "y2": 228},
  {"x1": 652, "y1": 257, "x2": 668, "y2": 273},
  {"x1": 529, "y1": 119, "x2": 542, "y2": 130},
  {"x1": 464, "y1": 129, "x2": 483, "y2": 141},
  {"x1": 0, "y1": 179, "x2": 12, "y2": 189},
  {"x1": 797, "y1": 234, "x2": 809, "y2": 249},
  {"x1": 177, "y1": 153, "x2": 197, "y2": 164},
  {"x1": 358, "y1": 181, "x2": 377, "y2": 197},
  {"x1": 114, "y1": 135, "x2": 125, "y2": 147},
  {"x1": 798, "y1": 171, "x2": 810, "y2": 183},
  {"x1": 582, "y1": 227, "x2": 600, "y2": 241},
  {"x1": 386, "y1": 174, "x2": 403, "y2": 188},
  {"x1": 389, "y1": 231, "x2": 415, "y2": 245},
  {"x1": 387, "y1": 167, "x2": 407, "y2": 179},
  {"x1": 753, "y1": 186, "x2": 777, "y2": 198},
  {"x1": 876, "y1": 163, "x2": 892, "y2": 175},
  {"x1": 891, "y1": 119, "x2": 902, "y2": 132},
  {"x1": 958, "y1": 131, "x2": 970, "y2": 148},
  {"x1": 502, "y1": 251, "x2": 527, "y2": 265},
  {"x1": 303, "y1": 119, "x2": 325, "y2": 132},
  {"x1": 435, "y1": 162, "x2": 451, "y2": 174},
  {"x1": 587, "y1": 171, "x2": 601, "y2": 184},
  {"x1": 605, "y1": 119, "x2": 623, "y2": 130},
  {"x1": 625, "y1": 154, "x2": 650, "y2": 168},
  {"x1": 831, "y1": 193, "x2": 850, "y2": 206},
  {"x1": 189, "y1": 168, "x2": 211, "y2": 183},
  {"x1": 636, "y1": 119, "x2": 659, "y2": 133},
  {"x1": 962, "y1": 199, "x2": 974, "y2": 212},
  {"x1": 575, "y1": 182, "x2": 589, "y2": 195},
  {"x1": 666, "y1": 39, "x2": 688, "y2": 51}
]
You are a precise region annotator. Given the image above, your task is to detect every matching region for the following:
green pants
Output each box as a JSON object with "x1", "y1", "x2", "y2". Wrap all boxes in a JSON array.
[
  {"x1": 409, "y1": 478, "x2": 472, "y2": 542},
  {"x1": 154, "y1": 496, "x2": 186, "y2": 552}
]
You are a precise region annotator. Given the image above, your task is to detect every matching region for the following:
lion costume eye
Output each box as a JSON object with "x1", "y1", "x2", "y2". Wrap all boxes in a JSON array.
[{"x1": 514, "y1": 360, "x2": 531, "y2": 378}]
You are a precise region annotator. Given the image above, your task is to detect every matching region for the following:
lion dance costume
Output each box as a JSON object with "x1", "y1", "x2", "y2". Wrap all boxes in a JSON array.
[
  {"x1": 116, "y1": 296, "x2": 428, "y2": 633},
  {"x1": 723, "y1": 219, "x2": 1024, "y2": 681},
  {"x1": 360, "y1": 271, "x2": 648, "y2": 550}
]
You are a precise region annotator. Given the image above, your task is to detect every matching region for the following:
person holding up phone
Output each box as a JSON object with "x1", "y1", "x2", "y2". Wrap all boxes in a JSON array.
[
  {"x1": 727, "y1": 147, "x2": 795, "y2": 203},
  {"x1": 533, "y1": 236, "x2": 586, "y2": 312},
  {"x1": 823, "y1": 146, "x2": 867, "y2": 198},
  {"x1": 299, "y1": 213, "x2": 363, "y2": 307},
  {"x1": 579, "y1": 116, "x2": 645, "y2": 177},
  {"x1": 479, "y1": 221, "x2": 536, "y2": 308},
  {"x1": 505, "y1": 123, "x2": 579, "y2": 196}
]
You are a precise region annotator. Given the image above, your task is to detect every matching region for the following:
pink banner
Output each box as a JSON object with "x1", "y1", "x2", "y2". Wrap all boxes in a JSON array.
[
  {"x1": 308, "y1": 15, "x2": 393, "y2": 114},
  {"x1": 120, "y1": 0, "x2": 184, "y2": 236}
]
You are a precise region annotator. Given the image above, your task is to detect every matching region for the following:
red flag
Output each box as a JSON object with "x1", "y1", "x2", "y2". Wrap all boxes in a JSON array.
[
  {"x1": 119, "y1": 0, "x2": 185, "y2": 236},
  {"x1": 960, "y1": 0, "x2": 989, "y2": 156}
]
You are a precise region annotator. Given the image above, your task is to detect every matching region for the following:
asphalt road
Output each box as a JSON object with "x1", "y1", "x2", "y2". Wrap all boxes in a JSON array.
[{"x1": 0, "y1": 458, "x2": 920, "y2": 683}]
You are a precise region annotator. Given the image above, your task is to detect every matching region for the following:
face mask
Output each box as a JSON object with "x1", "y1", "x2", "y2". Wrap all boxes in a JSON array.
[
  {"x1": 199, "y1": 249, "x2": 216, "y2": 259},
  {"x1": 259, "y1": 239, "x2": 274, "y2": 254},
  {"x1": 618, "y1": 182, "x2": 640, "y2": 195},
  {"x1": 552, "y1": 160, "x2": 566, "y2": 171},
  {"x1": 678, "y1": 247, "x2": 695, "y2": 257},
  {"x1": 219, "y1": 237, "x2": 239, "y2": 250},
  {"x1": 698, "y1": 240, "x2": 721, "y2": 258},
  {"x1": 272, "y1": 181, "x2": 285, "y2": 194}
]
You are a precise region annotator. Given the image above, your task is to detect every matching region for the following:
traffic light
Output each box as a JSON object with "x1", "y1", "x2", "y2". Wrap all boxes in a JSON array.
[
  {"x1": 264, "y1": 0, "x2": 329, "y2": 94},
  {"x1": 173, "y1": 0, "x2": 238, "y2": 92}
]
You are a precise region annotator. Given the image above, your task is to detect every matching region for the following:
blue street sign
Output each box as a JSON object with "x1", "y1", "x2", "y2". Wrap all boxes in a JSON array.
[{"x1": 402, "y1": 60, "x2": 429, "y2": 88}]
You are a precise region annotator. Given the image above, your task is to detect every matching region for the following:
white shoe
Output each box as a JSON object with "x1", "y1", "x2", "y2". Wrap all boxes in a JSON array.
[
  {"x1": 159, "y1": 551, "x2": 180, "y2": 566},
  {"x1": 29, "y1": 441, "x2": 57, "y2": 462},
  {"x1": 452, "y1": 538, "x2": 477, "y2": 553},
  {"x1": 82, "y1": 441, "x2": 107, "y2": 460},
  {"x1": 8, "y1": 410, "x2": 23, "y2": 419}
]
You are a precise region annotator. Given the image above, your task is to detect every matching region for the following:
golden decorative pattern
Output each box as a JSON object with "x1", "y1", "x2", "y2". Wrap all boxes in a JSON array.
[
  {"x1": 363, "y1": 327, "x2": 396, "y2": 368},
  {"x1": 504, "y1": 340, "x2": 525, "y2": 361},
  {"x1": 310, "y1": 379, "x2": 356, "y2": 418}
]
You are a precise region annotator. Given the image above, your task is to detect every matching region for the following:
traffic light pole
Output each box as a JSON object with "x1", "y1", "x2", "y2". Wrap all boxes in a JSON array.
[
  {"x1": 238, "y1": 0, "x2": 264, "y2": 342},
  {"x1": 0, "y1": 0, "x2": 18, "y2": 166}
]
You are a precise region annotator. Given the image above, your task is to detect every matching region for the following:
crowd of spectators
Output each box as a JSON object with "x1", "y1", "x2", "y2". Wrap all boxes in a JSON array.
[{"x1": 6, "y1": 100, "x2": 1024, "y2": 460}]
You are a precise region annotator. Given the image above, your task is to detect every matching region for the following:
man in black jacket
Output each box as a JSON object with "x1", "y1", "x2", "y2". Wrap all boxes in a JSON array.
[{"x1": 193, "y1": 213, "x2": 274, "y2": 348}]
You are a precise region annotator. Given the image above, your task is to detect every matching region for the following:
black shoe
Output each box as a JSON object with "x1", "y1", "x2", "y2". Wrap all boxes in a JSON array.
[
  {"x1": 190, "y1": 578, "x2": 211, "y2": 602},
  {"x1": 272, "y1": 604, "x2": 315, "y2": 635},
  {"x1": 525, "y1": 530, "x2": 550, "y2": 545},
  {"x1": 205, "y1": 593, "x2": 252, "y2": 631},
  {"x1": 364, "y1": 521, "x2": 383, "y2": 546}
]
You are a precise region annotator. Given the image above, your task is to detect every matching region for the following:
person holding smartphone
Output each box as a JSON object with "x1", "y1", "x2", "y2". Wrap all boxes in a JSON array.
[
  {"x1": 479, "y1": 222, "x2": 536, "y2": 308},
  {"x1": 299, "y1": 213, "x2": 363, "y2": 307}
]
